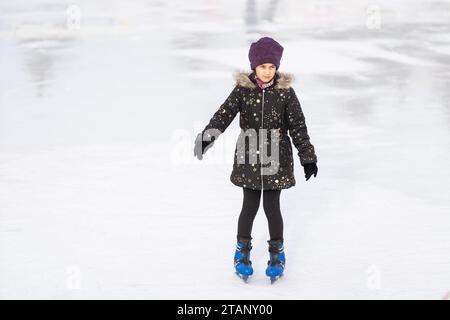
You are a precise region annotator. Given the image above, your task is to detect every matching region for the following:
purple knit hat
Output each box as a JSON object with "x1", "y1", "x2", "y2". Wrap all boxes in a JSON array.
[{"x1": 248, "y1": 37, "x2": 284, "y2": 70}]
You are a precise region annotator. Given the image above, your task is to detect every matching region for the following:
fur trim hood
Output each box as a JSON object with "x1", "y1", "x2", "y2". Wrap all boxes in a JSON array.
[{"x1": 232, "y1": 70, "x2": 294, "y2": 90}]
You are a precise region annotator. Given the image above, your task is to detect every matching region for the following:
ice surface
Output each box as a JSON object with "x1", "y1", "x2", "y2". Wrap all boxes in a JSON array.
[{"x1": 0, "y1": 0, "x2": 449, "y2": 299}]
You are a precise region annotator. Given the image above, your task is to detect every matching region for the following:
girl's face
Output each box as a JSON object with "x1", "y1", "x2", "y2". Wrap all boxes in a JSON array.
[{"x1": 255, "y1": 63, "x2": 277, "y2": 82}]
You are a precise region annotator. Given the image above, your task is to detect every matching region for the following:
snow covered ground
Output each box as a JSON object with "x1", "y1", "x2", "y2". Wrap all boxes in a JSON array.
[{"x1": 1, "y1": 0, "x2": 449, "y2": 299}]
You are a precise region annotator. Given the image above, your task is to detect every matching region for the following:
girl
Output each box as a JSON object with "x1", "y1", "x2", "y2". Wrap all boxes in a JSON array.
[{"x1": 194, "y1": 37, "x2": 318, "y2": 283}]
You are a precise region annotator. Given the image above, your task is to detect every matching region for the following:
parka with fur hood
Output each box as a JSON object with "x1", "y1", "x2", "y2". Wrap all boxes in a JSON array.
[{"x1": 200, "y1": 70, "x2": 317, "y2": 190}]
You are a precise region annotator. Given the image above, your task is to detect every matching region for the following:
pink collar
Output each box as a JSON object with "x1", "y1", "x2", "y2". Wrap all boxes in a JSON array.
[{"x1": 255, "y1": 75, "x2": 275, "y2": 90}]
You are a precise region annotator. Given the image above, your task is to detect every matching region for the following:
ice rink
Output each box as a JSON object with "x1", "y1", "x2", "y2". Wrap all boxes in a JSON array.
[{"x1": 1, "y1": 0, "x2": 449, "y2": 299}]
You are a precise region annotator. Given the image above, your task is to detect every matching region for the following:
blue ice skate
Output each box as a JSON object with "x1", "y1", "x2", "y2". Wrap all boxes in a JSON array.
[
  {"x1": 234, "y1": 236, "x2": 253, "y2": 282},
  {"x1": 265, "y1": 239, "x2": 285, "y2": 284}
]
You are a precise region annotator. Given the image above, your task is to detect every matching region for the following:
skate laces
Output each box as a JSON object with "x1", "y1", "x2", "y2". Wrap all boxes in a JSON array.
[
  {"x1": 268, "y1": 244, "x2": 284, "y2": 267},
  {"x1": 236, "y1": 242, "x2": 252, "y2": 265}
]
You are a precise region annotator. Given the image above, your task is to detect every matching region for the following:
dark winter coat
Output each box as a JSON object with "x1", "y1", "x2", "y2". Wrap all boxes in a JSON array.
[{"x1": 201, "y1": 70, "x2": 317, "y2": 190}]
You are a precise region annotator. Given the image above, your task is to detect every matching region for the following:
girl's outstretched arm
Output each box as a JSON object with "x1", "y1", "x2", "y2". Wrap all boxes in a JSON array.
[{"x1": 199, "y1": 85, "x2": 242, "y2": 152}]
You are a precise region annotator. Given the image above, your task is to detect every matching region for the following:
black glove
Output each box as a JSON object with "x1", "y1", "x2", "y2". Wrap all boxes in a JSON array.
[
  {"x1": 303, "y1": 162, "x2": 318, "y2": 181},
  {"x1": 194, "y1": 132, "x2": 215, "y2": 160}
]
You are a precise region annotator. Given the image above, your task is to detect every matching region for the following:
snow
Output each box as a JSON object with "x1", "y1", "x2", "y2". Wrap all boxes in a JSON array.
[{"x1": 1, "y1": 0, "x2": 450, "y2": 299}]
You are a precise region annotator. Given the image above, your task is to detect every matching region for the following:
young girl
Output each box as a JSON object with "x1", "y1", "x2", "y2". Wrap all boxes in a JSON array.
[{"x1": 194, "y1": 37, "x2": 318, "y2": 283}]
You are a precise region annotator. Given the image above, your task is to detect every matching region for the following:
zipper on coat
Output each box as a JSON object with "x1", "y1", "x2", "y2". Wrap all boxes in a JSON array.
[{"x1": 261, "y1": 89, "x2": 265, "y2": 190}]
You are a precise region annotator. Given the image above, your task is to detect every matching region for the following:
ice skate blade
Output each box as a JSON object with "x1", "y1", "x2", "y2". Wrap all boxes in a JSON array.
[
  {"x1": 269, "y1": 274, "x2": 283, "y2": 284},
  {"x1": 235, "y1": 272, "x2": 250, "y2": 283}
]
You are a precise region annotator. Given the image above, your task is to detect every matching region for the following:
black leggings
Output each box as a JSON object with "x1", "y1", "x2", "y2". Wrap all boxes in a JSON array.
[{"x1": 237, "y1": 187, "x2": 283, "y2": 241}]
